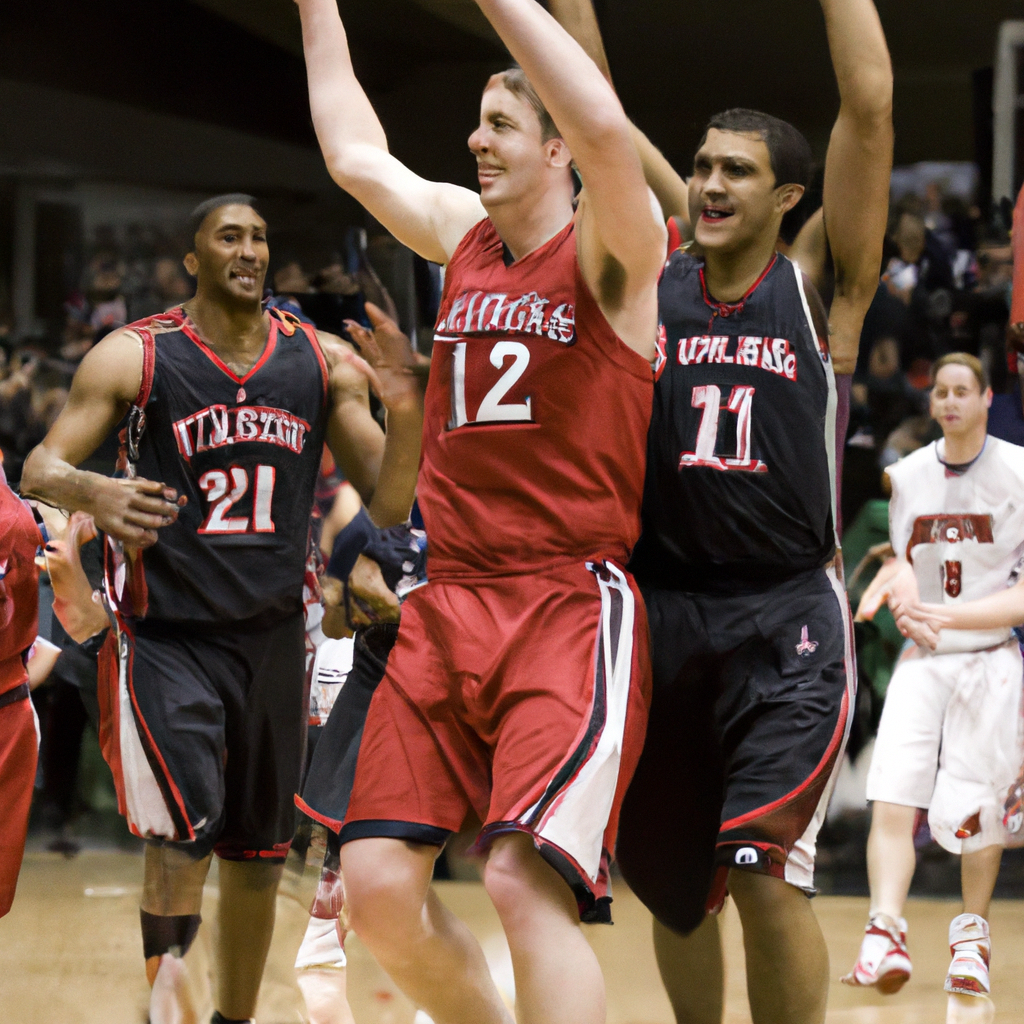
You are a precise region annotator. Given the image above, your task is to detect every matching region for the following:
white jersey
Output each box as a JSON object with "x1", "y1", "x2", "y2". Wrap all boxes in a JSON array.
[{"x1": 886, "y1": 436, "x2": 1024, "y2": 654}]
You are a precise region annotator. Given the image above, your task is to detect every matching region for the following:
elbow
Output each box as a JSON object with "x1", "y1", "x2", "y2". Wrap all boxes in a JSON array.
[{"x1": 19, "y1": 445, "x2": 44, "y2": 497}]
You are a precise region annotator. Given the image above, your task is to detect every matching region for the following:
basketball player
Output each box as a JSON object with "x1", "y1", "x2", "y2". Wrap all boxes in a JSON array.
[
  {"x1": 20, "y1": 195, "x2": 424, "y2": 1024},
  {"x1": 546, "y1": 2, "x2": 892, "y2": 1022},
  {"x1": 294, "y1": 0, "x2": 664, "y2": 1020},
  {"x1": 0, "y1": 452, "x2": 44, "y2": 919},
  {"x1": 842, "y1": 353, "x2": 1024, "y2": 1000}
]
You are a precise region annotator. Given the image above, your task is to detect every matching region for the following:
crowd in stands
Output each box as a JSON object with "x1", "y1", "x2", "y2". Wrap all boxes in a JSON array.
[{"x1": 3, "y1": 178, "x2": 1019, "y2": 858}]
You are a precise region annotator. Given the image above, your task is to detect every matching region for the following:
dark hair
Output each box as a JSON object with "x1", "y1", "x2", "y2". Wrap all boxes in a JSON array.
[
  {"x1": 499, "y1": 66, "x2": 560, "y2": 143},
  {"x1": 700, "y1": 109, "x2": 812, "y2": 189},
  {"x1": 185, "y1": 193, "x2": 260, "y2": 253}
]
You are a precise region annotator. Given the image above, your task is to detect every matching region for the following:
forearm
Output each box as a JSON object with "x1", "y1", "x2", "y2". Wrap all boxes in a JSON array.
[
  {"x1": 545, "y1": 0, "x2": 612, "y2": 81},
  {"x1": 295, "y1": 0, "x2": 389, "y2": 173},
  {"x1": 927, "y1": 584, "x2": 1024, "y2": 632},
  {"x1": 820, "y1": 0, "x2": 892, "y2": 126},
  {"x1": 21, "y1": 445, "x2": 108, "y2": 515},
  {"x1": 365, "y1": 406, "x2": 422, "y2": 528},
  {"x1": 475, "y1": 0, "x2": 629, "y2": 154}
]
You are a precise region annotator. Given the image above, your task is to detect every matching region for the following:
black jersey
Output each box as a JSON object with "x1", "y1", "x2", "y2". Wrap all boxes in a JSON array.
[
  {"x1": 112, "y1": 307, "x2": 329, "y2": 624},
  {"x1": 630, "y1": 251, "x2": 837, "y2": 592}
]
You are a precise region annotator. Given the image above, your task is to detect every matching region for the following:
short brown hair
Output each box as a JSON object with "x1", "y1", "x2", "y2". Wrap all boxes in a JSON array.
[
  {"x1": 500, "y1": 66, "x2": 560, "y2": 143},
  {"x1": 931, "y1": 352, "x2": 988, "y2": 392},
  {"x1": 700, "y1": 109, "x2": 813, "y2": 189}
]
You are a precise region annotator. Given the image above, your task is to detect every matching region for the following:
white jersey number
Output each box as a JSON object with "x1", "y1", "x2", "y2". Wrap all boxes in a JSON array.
[
  {"x1": 449, "y1": 341, "x2": 533, "y2": 429},
  {"x1": 198, "y1": 464, "x2": 277, "y2": 534},
  {"x1": 680, "y1": 384, "x2": 767, "y2": 473}
]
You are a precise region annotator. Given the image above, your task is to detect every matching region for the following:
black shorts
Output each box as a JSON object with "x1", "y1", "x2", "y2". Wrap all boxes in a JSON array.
[
  {"x1": 296, "y1": 623, "x2": 398, "y2": 831},
  {"x1": 99, "y1": 613, "x2": 306, "y2": 861},
  {"x1": 617, "y1": 567, "x2": 853, "y2": 935}
]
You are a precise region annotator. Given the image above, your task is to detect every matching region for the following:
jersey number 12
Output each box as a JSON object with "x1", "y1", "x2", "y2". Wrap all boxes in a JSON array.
[
  {"x1": 197, "y1": 465, "x2": 276, "y2": 534},
  {"x1": 449, "y1": 341, "x2": 533, "y2": 429},
  {"x1": 680, "y1": 384, "x2": 767, "y2": 473}
]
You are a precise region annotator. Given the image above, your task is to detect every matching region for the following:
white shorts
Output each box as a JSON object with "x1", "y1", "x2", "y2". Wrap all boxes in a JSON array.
[{"x1": 866, "y1": 641, "x2": 1024, "y2": 853}]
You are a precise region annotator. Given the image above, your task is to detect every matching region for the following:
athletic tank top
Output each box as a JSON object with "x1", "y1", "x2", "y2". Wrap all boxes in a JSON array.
[
  {"x1": 111, "y1": 306, "x2": 329, "y2": 624},
  {"x1": 418, "y1": 217, "x2": 653, "y2": 577},
  {"x1": 631, "y1": 251, "x2": 838, "y2": 591},
  {"x1": 0, "y1": 462, "x2": 41, "y2": 693},
  {"x1": 887, "y1": 436, "x2": 1024, "y2": 654}
]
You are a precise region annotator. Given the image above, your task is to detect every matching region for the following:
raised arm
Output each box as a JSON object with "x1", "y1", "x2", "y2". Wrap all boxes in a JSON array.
[
  {"x1": 546, "y1": 0, "x2": 690, "y2": 229},
  {"x1": 818, "y1": 0, "x2": 893, "y2": 374},
  {"x1": 319, "y1": 306, "x2": 424, "y2": 529},
  {"x1": 474, "y1": 0, "x2": 665, "y2": 355},
  {"x1": 294, "y1": 0, "x2": 485, "y2": 263},
  {"x1": 20, "y1": 331, "x2": 184, "y2": 548}
]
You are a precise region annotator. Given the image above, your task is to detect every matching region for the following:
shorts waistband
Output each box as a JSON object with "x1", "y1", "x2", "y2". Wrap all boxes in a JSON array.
[
  {"x1": 426, "y1": 555, "x2": 628, "y2": 584},
  {"x1": 0, "y1": 680, "x2": 31, "y2": 710}
]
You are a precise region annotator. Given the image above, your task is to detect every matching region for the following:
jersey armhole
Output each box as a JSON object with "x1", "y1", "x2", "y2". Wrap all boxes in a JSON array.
[
  {"x1": 132, "y1": 328, "x2": 156, "y2": 408},
  {"x1": 302, "y1": 324, "x2": 331, "y2": 407}
]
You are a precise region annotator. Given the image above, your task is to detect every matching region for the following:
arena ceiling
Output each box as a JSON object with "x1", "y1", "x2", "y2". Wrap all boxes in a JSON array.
[{"x1": 4, "y1": 0, "x2": 1024, "y2": 194}]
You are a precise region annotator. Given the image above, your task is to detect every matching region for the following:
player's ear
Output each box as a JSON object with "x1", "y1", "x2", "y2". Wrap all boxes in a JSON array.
[
  {"x1": 547, "y1": 137, "x2": 572, "y2": 170},
  {"x1": 984, "y1": 387, "x2": 994, "y2": 408},
  {"x1": 183, "y1": 252, "x2": 199, "y2": 277},
  {"x1": 775, "y1": 183, "x2": 805, "y2": 215}
]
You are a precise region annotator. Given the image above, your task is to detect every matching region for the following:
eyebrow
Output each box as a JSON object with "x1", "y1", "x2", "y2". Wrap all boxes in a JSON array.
[{"x1": 215, "y1": 223, "x2": 266, "y2": 233}]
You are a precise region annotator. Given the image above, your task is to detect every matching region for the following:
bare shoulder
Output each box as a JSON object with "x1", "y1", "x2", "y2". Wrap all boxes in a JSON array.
[
  {"x1": 72, "y1": 327, "x2": 146, "y2": 403},
  {"x1": 313, "y1": 329, "x2": 370, "y2": 397},
  {"x1": 313, "y1": 329, "x2": 357, "y2": 368}
]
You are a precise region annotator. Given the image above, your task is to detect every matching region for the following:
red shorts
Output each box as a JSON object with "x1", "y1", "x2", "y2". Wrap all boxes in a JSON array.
[
  {"x1": 0, "y1": 681, "x2": 38, "y2": 917},
  {"x1": 341, "y1": 559, "x2": 651, "y2": 922}
]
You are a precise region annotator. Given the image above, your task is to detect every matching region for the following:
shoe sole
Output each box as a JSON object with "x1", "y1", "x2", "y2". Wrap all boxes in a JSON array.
[
  {"x1": 876, "y1": 969, "x2": 911, "y2": 995},
  {"x1": 945, "y1": 978, "x2": 988, "y2": 997}
]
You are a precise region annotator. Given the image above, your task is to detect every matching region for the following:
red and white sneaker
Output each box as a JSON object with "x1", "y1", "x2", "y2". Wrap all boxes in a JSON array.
[
  {"x1": 841, "y1": 914, "x2": 912, "y2": 994},
  {"x1": 944, "y1": 913, "x2": 990, "y2": 997}
]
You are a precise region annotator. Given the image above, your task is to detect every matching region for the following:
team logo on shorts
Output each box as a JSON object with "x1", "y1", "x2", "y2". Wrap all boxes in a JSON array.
[
  {"x1": 796, "y1": 625, "x2": 818, "y2": 656},
  {"x1": 735, "y1": 847, "x2": 760, "y2": 866}
]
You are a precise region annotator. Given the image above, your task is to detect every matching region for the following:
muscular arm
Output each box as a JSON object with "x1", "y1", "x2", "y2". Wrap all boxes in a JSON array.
[
  {"x1": 546, "y1": 0, "x2": 690, "y2": 228},
  {"x1": 20, "y1": 331, "x2": 183, "y2": 547},
  {"x1": 474, "y1": 0, "x2": 665, "y2": 356},
  {"x1": 818, "y1": 0, "x2": 893, "y2": 374},
  {"x1": 294, "y1": 0, "x2": 485, "y2": 264}
]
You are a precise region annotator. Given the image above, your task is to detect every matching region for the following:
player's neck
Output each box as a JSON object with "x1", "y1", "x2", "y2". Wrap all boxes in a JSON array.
[
  {"x1": 702, "y1": 235, "x2": 779, "y2": 304},
  {"x1": 184, "y1": 293, "x2": 269, "y2": 366},
  {"x1": 486, "y1": 185, "x2": 574, "y2": 263},
  {"x1": 941, "y1": 424, "x2": 987, "y2": 466}
]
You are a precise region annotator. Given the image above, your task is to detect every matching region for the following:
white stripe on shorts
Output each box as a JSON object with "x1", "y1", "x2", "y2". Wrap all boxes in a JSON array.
[{"x1": 519, "y1": 562, "x2": 636, "y2": 883}]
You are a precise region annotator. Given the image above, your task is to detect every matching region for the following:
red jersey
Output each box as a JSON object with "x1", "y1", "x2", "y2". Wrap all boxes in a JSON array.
[
  {"x1": 0, "y1": 464, "x2": 42, "y2": 695},
  {"x1": 418, "y1": 217, "x2": 653, "y2": 577}
]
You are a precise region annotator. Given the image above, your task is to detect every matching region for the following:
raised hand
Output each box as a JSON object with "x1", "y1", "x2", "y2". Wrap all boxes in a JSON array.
[{"x1": 343, "y1": 303, "x2": 428, "y2": 416}]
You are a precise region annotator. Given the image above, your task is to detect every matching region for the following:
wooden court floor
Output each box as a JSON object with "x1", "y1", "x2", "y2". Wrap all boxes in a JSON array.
[{"x1": 1, "y1": 851, "x2": 1023, "y2": 1023}]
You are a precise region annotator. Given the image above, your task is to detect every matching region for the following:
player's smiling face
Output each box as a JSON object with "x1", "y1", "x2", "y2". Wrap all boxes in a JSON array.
[
  {"x1": 930, "y1": 364, "x2": 992, "y2": 439},
  {"x1": 186, "y1": 204, "x2": 269, "y2": 304},
  {"x1": 469, "y1": 79, "x2": 566, "y2": 210},
  {"x1": 689, "y1": 129, "x2": 802, "y2": 255}
]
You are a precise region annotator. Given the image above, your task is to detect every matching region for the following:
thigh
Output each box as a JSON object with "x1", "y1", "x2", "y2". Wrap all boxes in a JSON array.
[
  {"x1": 616, "y1": 588, "x2": 724, "y2": 935},
  {"x1": 0, "y1": 692, "x2": 38, "y2": 917},
  {"x1": 866, "y1": 650, "x2": 952, "y2": 809},
  {"x1": 300, "y1": 623, "x2": 399, "y2": 830},
  {"x1": 716, "y1": 570, "x2": 853, "y2": 890},
  {"x1": 126, "y1": 623, "x2": 229, "y2": 856},
  {"x1": 480, "y1": 562, "x2": 651, "y2": 922},
  {"x1": 217, "y1": 613, "x2": 307, "y2": 861},
  {"x1": 340, "y1": 590, "x2": 473, "y2": 847}
]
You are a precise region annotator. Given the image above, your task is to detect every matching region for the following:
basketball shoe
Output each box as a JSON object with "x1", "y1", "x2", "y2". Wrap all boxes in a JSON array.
[
  {"x1": 944, "y1": 913, "x2": 990, "y2": 997},
  {"x1": 841, "y1": 913, "x2": 912, "y2": 993}
]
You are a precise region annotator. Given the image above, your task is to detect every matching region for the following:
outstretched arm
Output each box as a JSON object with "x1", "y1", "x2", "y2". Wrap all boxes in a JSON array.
[
  {"x1": 546, "y1": 0, "x2": 690, "y2": 228},
  {"x1": 294, "y1": 0, "x2": 485, "y2": 263},
  {"x1": 474, "y1": 0, "x2": 665, "y2": 356},
  {"x1": 818, "y1": 0, "x2": 893, "y2": 374}
]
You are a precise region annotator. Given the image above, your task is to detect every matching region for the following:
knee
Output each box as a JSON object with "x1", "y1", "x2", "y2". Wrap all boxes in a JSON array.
[
  {"x1": 339, "y1": 840, "x2": 434, "y2": 951},
  {"x1": 483, "y1": 832, "x2": 572, "y2": 930}
]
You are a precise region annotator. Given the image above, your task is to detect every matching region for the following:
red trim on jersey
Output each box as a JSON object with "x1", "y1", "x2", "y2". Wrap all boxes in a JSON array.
[
  {"x1": 719, "y1": 684, "x2": 850, "y2": 834},
  {"x1": 132, "y1": 327, "x2": 156, "y2": 407},
  {"x1": 300, "y1": 323, "x2": 330, "y2": 406},
  {"x1": 699, "y1": 254, "x2": 778, "y2": 323},
  {"x1": 178, "y1": 310, "x2": 280, "y2": 386},
  {"x1": 666, "y1": 217, "x2": 684, "y2": 258}
]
